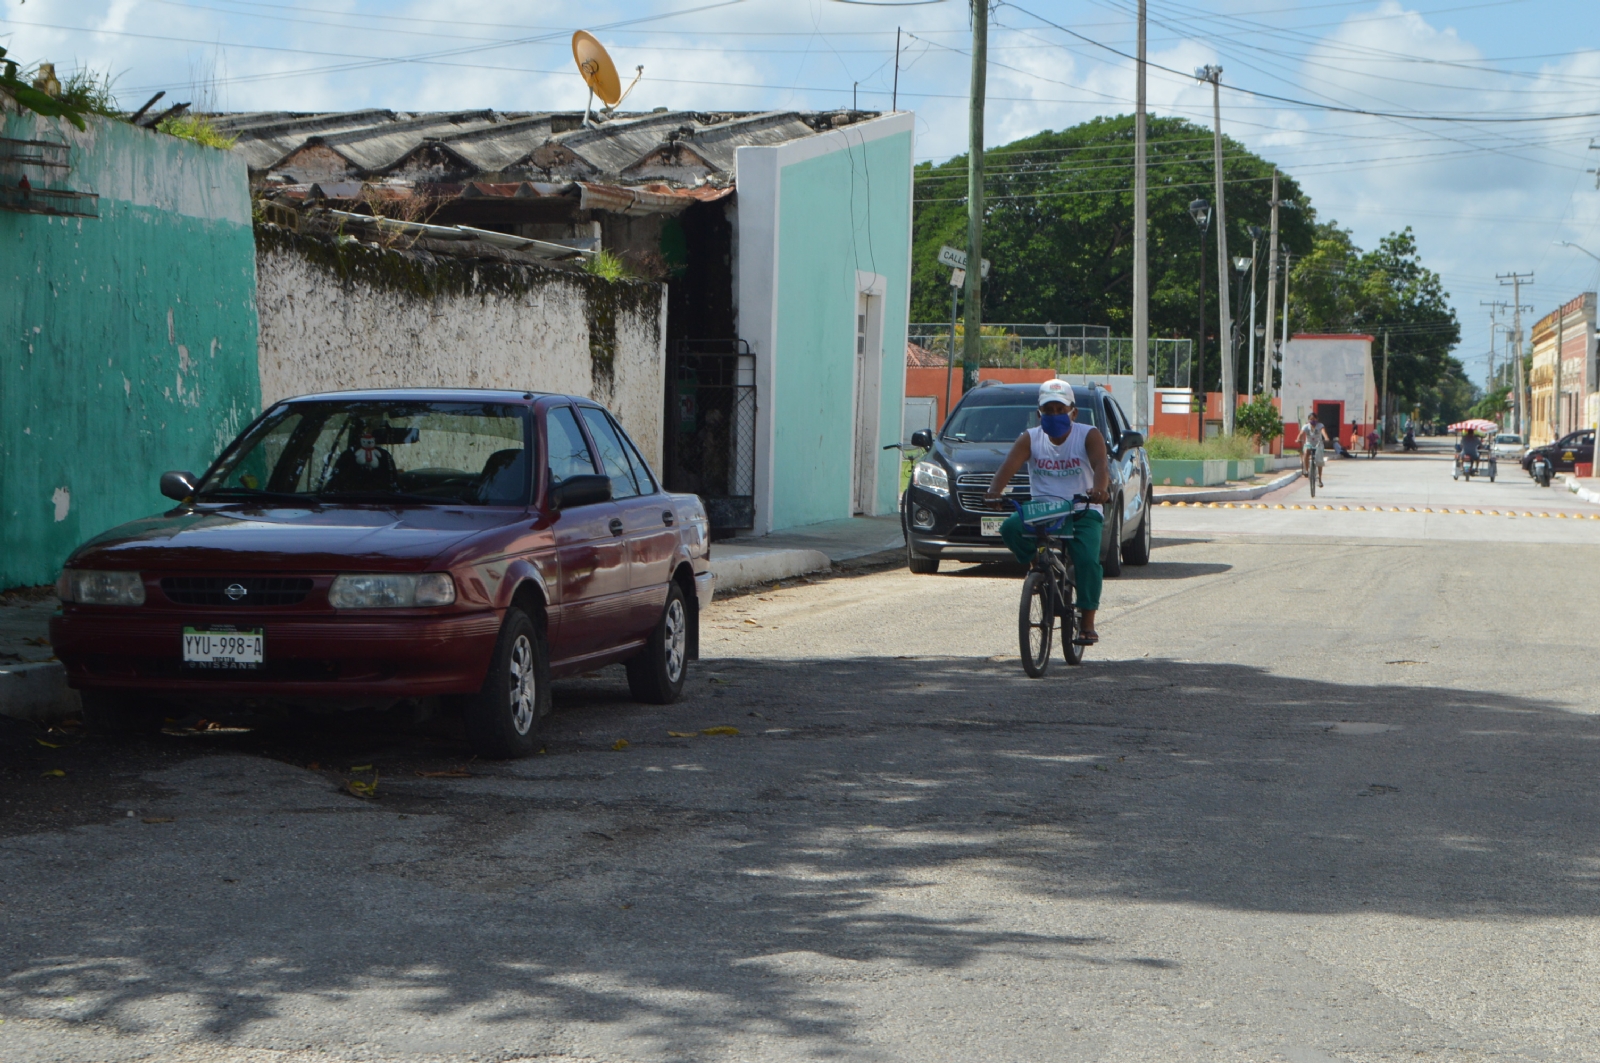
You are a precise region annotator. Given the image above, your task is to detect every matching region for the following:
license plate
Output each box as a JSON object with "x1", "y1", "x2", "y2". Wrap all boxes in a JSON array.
[
  {"x1": 981, "y1": 516, "x2": 1005, "y2": 537},
  {"x1": 182, "y1": 627, "x2": 264, "y2": 670}
]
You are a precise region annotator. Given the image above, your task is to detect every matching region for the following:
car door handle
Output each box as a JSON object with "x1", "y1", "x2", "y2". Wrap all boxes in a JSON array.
[
  {"x1": 609, "y1": 518, "x2": 624, "y2": 536},
  {"x1": 662, "y1": 511, "x2": 675, "y2": 526}
]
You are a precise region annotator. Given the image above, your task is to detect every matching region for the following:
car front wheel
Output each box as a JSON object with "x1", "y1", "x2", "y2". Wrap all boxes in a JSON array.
[
  {"x1": 463, "y1": 607, "x2": 551, "y2": 759},
  {"x1": 627, "y1": 583, "x2": 689, "y2": 704}
]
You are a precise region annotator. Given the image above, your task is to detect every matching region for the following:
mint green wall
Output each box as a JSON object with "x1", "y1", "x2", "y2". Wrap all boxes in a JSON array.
[
  {"x1": 1, "y1": 110, "x2": 260, "y2": 588},
  {"x1": 769, "y1": 131, "x2": 911, "y2": 531}
]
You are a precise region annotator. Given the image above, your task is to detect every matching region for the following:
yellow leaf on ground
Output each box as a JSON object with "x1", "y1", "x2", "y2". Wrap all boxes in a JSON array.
[
  {"x1": 41, "y1": 769, "x2": 65, "y2": 777},
  {"x1": 350, "y1": 764, "x2": 374, "y2": 773},
  {"x1": 611, "y1": 739, "x2": 630, "y2": 751},
  {"x1": 35, "y1": 739, "x2": 61, "y2": 749},
  {"x1": 667, "y1": 731, "x2": 696, "y2": 738},
  {"x1": 701, "y1": 726, "x2": 739, "y2": 736}
]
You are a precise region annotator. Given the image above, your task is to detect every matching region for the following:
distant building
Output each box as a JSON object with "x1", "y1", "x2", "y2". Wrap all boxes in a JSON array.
[
  {"x1": 1280, "y1": 334, "x2": 1377, "y2": 449},
  {"x1": 1528, "y1": 292, "x2": 1596, "y2": 448},
  {"x1": 225, "y1": 108, "x2": 913, "y2": 536}
]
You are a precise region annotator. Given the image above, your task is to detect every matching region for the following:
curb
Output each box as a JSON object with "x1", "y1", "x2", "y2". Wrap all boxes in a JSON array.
[
  {"x1": 709, "y1": 547, "x2": 833, "y2": 595},
  {"x1": 1561, "y1": 475, "x2": 1600, "y2": 505},
  {"x1": 0, "y1": 661, "x2": 79, "y2": 723},
  {"x1": 1155, "y1": 469, "x2": 1303, "y2": 504}
]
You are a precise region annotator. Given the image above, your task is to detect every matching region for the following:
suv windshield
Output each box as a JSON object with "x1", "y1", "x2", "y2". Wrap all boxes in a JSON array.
[
  {"x1": 942, "y1": 398, "x2": 1100, "y2": 443},
  {"x1": 198, "y1": 401, "x2": 531, "y2": 506}
]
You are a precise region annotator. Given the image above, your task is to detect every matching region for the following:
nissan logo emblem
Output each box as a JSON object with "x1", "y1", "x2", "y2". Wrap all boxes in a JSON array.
[{"x1": 224, "y1": 583, "x2": 249, "y2": 601}]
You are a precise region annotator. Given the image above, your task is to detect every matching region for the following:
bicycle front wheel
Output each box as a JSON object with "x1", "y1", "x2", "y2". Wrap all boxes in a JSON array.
[{"x1": 1019, "y1": 571, "x2": 1054, "y2": 677}]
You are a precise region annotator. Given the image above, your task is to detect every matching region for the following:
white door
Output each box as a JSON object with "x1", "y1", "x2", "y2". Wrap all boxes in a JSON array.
[{"x1": 853, "y1": 293, "x2": 879, "y2": 515}]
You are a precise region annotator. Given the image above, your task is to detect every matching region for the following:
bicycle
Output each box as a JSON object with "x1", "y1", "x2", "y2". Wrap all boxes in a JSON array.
[
  {"x1": 1306, "y1": 442, "x2": 1324, "y2": 497},
  {"x1": 1010, "y1": 495, "x2": 1092, "y2": 677}
]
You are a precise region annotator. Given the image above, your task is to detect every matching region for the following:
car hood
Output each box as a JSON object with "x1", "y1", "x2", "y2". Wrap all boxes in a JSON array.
[
  {"x1": 935, "y1": 440, "x2": 1015, "y2": 476},
  {"x1": 68, "y1": 504, "x2": 522, "y2": 572}
]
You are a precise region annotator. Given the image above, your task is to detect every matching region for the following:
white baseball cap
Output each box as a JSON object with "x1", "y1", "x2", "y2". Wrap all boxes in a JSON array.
[{"x1": 1038, "y1": 378, "x2": 1076, "y2": 408}]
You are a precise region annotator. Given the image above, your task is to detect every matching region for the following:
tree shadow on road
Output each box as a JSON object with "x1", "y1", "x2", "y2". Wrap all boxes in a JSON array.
[{"x1": 4, "y1": 655, "x2": 1598, "y2": 1058}]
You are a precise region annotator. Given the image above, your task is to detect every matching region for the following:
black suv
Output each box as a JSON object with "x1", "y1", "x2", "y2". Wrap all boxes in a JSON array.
[{"x1": 901, "y1": 382, "x2": 1153, "y2": 575}]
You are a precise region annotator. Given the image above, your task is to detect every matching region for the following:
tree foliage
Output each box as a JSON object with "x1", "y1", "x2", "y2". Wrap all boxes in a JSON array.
[
  {"x1": 912, "y1": 114, "x2": 1465, "y2": 407},
  {"x1": 1235, "y1": 394, "x2": 1283, "y2": 446}
]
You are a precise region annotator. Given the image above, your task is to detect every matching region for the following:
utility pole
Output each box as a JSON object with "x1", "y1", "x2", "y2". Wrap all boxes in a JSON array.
[
  {"x1": 1131, "y1": 0, "x2": 1149, "y2": 433},
  {"x1": 1499, "y1": 272, "x2": 1533, "y2": 439},
  {"x1": 1197, "y1": 65, "x2": 1233, "y2": 434},
  {"x1": 1246, "y1": 225, "x2": 1262, "y2": 398},
  {"x1": 961, "y1": 0, "x2": 988, "y2": 394},
  {"x1": 1263, "y1": 171, "x2": 1280, "y2": 396},
  {"x1": 1280, "y1": 249, "x2": 1293, "y2": 367},
  {"x1": 1381, "y1": 329, "x2": 1390, "y2": 443}
]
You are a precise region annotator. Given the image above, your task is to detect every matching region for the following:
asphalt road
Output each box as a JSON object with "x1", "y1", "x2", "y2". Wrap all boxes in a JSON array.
[{"x1": 4, "y1": 444, "x2": 1599, "y2": 1063}]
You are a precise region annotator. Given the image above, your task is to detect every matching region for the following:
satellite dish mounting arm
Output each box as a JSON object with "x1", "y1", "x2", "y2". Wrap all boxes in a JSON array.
[{"x1": 603, "y1": 66, "x2": 645, "y2": 117}]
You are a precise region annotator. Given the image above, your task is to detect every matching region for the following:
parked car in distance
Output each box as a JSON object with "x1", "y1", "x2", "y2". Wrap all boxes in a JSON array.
[
  {"x1": 50, "y1": 389, "x2": 713, "y2": 758},
  {"x1": 1521, "y1": 429, "x2": 1595, "y2": 476},
  {"x1": 1491, "y1": 432, "x2": 1525, "y2": 459},
  {"x1": 901, "y1": 381, "x2": 1152, "y2": 575}
]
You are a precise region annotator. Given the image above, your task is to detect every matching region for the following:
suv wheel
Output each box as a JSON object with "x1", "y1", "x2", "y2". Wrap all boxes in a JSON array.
[
  {"x1": 907, "y1": 536, "x2": 940, "y2": 574},
  {"x1": 463, "y1": 607, "x2": 550, "y2": 758},
  {"x1": 1101, "y1": 502, "x2": 1123, "y2": 578},
  {"x1": 627, "y1": 583, "x2": 690, "y2": 704},
  {"x1": 1122, "y1": 489, "x2": 1153, "y2": 566}
]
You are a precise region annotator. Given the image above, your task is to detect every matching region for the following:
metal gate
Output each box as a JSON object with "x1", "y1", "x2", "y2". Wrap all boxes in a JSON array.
[{"x1": 664, "y1": 340, "x2": 756, "y2": 534}]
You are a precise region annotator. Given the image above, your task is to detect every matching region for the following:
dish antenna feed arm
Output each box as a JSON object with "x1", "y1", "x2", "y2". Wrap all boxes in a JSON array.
[{"x1": 573, "y1": 31, "x2": 644, "y2": 127}]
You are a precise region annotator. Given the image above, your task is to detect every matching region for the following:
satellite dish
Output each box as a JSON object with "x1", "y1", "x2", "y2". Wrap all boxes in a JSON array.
[{"x1": 572, "y1": 31, "x2": 643, "y2": 127}]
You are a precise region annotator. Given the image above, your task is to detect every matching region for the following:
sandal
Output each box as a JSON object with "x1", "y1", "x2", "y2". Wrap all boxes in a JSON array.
[{"x1": 1074, "y1": 630, "x2": 1099, "y2": 646}]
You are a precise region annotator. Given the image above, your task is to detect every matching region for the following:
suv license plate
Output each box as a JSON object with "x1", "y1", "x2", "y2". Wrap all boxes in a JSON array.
[
  {"x1": 182, "y1": 627, "x2": 264, "y2": 670},
  {"x1": 981, "y1": 516, "x2": 1005, "y2": 537}
]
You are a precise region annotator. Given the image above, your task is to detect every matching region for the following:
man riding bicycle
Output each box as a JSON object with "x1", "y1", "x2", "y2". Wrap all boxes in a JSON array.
[
  {"x1": 1300, "y1": 414, "x2": 1327, "y2": 487},
  {"x1": 984, "y1": 379, "x2": 1112, "y2": 644}
]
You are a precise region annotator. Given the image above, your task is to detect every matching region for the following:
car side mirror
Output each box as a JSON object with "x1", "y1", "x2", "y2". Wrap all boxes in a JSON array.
[
  {"x1": 160, "y1": 470, "x2": 197, "y2": 501},
  {"x1": 549, "y1": 474, "x2": 611, "y2": 511},
  {"x1": 1118, "y1": 431, "x2": 1145, "y2": 453},
  {"x1": 911, "y1": 429, "x2": 935, "y2": 449}
]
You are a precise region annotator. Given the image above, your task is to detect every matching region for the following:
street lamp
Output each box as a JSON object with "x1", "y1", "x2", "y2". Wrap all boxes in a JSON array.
[
  {"x1": 1556, "y1": 240, "x2": 1600, "y2": 264},
  {"x1": 1232, "y1": 255, "x2": 1252, "y2": 406},
  {"x1": 1190, "y1": 198, "x2": 1212, "y2": 441}
]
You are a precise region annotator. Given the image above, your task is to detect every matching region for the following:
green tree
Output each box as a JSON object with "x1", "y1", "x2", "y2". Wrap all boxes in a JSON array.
[
  {"x1": 1235, "y1": 394, "x2": 1283, "y2": 447},
  {"x1": 911, "y1": 115, "x2": 1317, "y2": 391}
]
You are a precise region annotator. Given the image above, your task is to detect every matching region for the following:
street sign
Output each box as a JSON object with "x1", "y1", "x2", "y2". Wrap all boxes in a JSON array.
[
  {"x1": 937, "y1": 245, "x2": 990, "y2": 278},
  {"x1": 948, "y1": 268, "x2": 965, "y2": 288}
]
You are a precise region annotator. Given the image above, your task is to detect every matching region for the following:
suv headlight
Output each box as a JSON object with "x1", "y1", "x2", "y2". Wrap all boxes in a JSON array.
[
  {"x1": 912, "y1": 461, "x2": 950, "y2": 496},
  {"x1": 328, "y1": 573, "x2": 456, "y2": 609},
  {"x1": 57, "y1": 569, "x2": 146, "y2": 606}
]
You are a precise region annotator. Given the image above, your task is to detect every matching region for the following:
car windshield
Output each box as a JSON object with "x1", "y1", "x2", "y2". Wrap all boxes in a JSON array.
[
  {"x1": 197, "y1": 400, "x2": 532, "y2": 506},
  {"x1": 941, "y1": 398, "x2": 1100, "y2": 443},
  {"x1": 1496, "y1": 434, "x2": 1521, "y2": 445}
]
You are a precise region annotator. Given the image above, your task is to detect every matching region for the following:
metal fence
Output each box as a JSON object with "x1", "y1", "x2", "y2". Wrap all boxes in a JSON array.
[
  {"x1": 664, "y1": 340, "x2": 757, "y2": 534},
  {"x1": 908, "y1": 323, "x2": 1192, "y2": 388}
]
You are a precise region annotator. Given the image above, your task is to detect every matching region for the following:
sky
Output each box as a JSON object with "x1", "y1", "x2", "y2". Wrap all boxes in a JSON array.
[{"x1": 5, "y1": 0, "x2": 1600, "y2": 386}]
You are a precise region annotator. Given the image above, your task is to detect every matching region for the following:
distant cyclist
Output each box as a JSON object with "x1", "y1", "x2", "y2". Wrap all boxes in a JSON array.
[
  {"x1": 1300, "y1": 414, "x2": 1327, "y2": 487},
  {"x1": 984, "y1": 379, "x2": 1111, "y2": 645}
]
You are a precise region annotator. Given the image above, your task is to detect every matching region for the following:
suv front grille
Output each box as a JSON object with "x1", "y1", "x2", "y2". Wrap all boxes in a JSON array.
[
  {"x1": 955, "y1": 473, "x2": 1030, "y2": 513},
  {"x1": 161, "y1": 576, "x2": 314, "y2": 607}
]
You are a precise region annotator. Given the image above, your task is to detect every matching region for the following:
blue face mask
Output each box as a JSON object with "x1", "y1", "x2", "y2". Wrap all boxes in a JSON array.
[{"x1": 1040, "y1": 412, "x2": 1074, "y2": 437}]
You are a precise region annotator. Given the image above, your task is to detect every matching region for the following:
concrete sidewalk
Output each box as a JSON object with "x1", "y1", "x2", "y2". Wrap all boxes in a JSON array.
[
  {"x1": 1154, "y1": 468, "x2": 1302, "y2": 504},
  {"x1": 711, "y1": 515, "x2": 903, "y2": 594},
  {"x1": 0, "y1": 590, "x2": 76, "y2": 724}
]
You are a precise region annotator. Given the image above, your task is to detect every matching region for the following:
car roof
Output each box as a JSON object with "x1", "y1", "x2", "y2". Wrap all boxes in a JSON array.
[
  {"x1": 280, "y1": 387, "x2": 558, "y2": 405},
  {"x1": 957, "y1": 382, "x2": 1106, "y2": 406}
]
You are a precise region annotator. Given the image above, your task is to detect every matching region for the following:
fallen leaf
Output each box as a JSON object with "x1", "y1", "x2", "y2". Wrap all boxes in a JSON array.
[
  {"x1": 667, "y1": 731, "x2": 697, "y2": 738},
  {"x1": 142, "y1": 817, "x2": 174, "y2": 824},
  {"x1": 41, "y1": 769, "x2": 65, "y2": 777},
  {"x1": 35, "y1": 739, "x2": 62, "y2": 749},
  {"x1": 742, "y1": 619, "x2": 760, "y2": 626},
  {"x1": 415, "y1": 769, "x2": 473, "y2": 778},
  {"x1": 611, "y1": 739, "x2": 630, "y2": 751},
  {"x1": 347, "y1": 773, "x2": 380, "y2": 798},
  {"x1": 701, "y1": 726, "x2": 739, "y2": 737},
  {"x1": 350, "y1": 764, "x2": 374, "y2": 773}
]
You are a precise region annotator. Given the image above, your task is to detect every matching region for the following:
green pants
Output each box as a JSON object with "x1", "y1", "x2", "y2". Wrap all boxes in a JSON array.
[{"x1": 999, "y1": 510, "x2": 1104, "y2": 611}]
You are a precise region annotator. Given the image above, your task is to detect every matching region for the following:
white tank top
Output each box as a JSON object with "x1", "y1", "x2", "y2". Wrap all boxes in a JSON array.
[{"x1": 1026, "y1": 423, "x2": 1101, "y2": 515}]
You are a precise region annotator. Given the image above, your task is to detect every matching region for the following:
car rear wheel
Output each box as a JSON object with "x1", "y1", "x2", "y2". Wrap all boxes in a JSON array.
[
  {"x1": 1122, "y1": 490, "x2": 1152, "y2": 566},
  {"x1": 627, "y1": 582, "x2": 689, "y2": 704},
  {"x1": 463, "y1": 607, "x2": 550, "y2": 759},
  {"x1": 1101, "y1": 503, "x2": 1123, "y2": 578},
  {"x1": 80, "y1": 690, "x2": 165, "y2": 735}
]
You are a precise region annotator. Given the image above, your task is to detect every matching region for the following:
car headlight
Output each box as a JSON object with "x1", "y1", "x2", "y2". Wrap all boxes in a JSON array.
[
  {"x1": 328, "y1": 573, "x2": 456, "y2": 609},
  {"x1": 57, "y1": 569, "x2": 146, "y2": 606},
  {"x1": 913, "y1": 461, "x2": 950, "y2": 496}
]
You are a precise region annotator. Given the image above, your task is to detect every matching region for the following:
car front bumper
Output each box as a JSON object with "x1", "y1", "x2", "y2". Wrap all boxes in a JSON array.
[
  {"x1": 906, "y1": 532, "x2": 1018, "y2": 563},
  {"x1": 50, "y1": 608, "x2": 503, "y2": 700}
]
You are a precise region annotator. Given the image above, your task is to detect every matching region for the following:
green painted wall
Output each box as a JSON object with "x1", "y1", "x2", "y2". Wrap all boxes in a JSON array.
[
  {"x1": 769, "y1": 130, "x2": 912, "y2": 531},
  {"x1": 1, "y1": 108, "x2": 260, "y2": 589}
]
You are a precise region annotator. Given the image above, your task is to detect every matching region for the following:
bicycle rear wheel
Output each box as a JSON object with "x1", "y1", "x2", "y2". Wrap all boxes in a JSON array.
[
  {"x1": 1060, "y1": 579, "x2": 1084, "y2": 667},
  {"x1": 1019, "y1": 571, "x2": 1054, "y2": 677}
]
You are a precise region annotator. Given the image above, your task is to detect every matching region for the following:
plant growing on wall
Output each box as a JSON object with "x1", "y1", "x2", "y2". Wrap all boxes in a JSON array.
[{"x1": 0, "y1": 48, "x2": 93, "y2": 129}]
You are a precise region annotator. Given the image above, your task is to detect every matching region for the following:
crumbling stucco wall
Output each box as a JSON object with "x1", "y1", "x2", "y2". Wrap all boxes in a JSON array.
[{"x1": 255, "y1": 227, "x2": 668, "y2": 466}]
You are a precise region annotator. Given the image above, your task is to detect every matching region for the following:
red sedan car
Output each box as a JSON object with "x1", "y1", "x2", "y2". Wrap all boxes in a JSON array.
[{"x1": 50, "y1": 390, "x2": 714, "y2": 758}]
